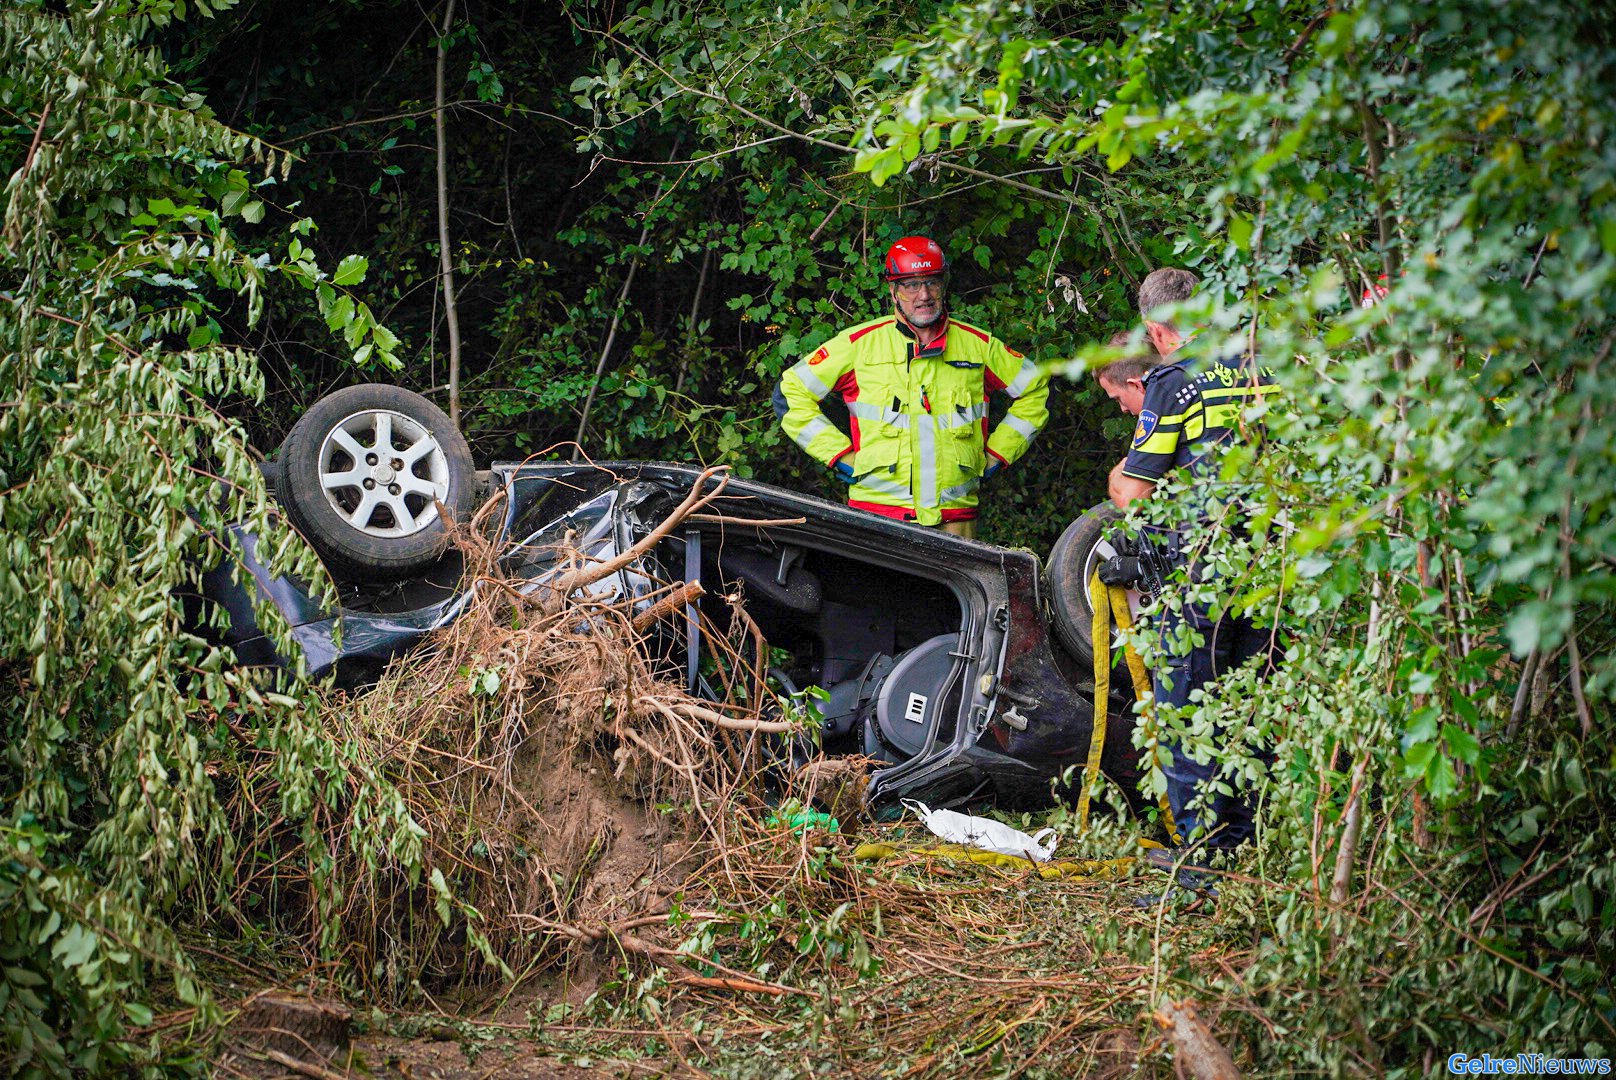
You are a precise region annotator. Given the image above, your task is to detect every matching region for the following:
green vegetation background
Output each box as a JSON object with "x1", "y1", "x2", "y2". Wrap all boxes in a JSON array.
[{"x1": 0, "y1": 0, "x2": 1611, "y2": 1075}]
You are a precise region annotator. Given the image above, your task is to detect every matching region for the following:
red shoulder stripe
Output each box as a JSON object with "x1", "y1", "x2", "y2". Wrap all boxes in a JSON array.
[
  {"x1": 847, "y1": 319, "x2": 894, "y2": 344},
  {"x1": 950, "y1": 319, "x2": 991, "y2": 343}
]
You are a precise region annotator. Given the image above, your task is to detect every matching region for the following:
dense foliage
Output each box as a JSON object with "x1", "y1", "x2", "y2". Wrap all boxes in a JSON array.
[
  {"x1": 4, "y1": 0, "x2": 1613, "y2": 1074},
  {"x1": 175, "y1": 0, "x2": 1159, "y2": 549},
  {"x1": 842, "y1": 0, "x2": 1616, "y2": 1070},
  {"x1": 0, "y1": 2, "x2": 425, "y2": 1073}
]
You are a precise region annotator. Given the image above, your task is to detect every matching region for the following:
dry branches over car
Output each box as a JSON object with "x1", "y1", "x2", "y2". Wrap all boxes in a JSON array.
[{"x1": 258, "y1": 466, "x2": 797, "y2": 983}]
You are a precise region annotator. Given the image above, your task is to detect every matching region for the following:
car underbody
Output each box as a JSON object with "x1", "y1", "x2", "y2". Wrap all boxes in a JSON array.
[{"x1": 197, "y1": 459, "x2": 1143, "y2": 811}]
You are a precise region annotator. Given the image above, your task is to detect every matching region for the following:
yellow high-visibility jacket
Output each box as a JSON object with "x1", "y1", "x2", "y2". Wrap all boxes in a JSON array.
[{"x1": 773, "y1": 315, "x2": 1049, "y2": 526}]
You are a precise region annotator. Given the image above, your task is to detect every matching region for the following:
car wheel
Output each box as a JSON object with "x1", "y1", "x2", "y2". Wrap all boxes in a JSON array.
[
  {"x1": 277, "y1": 383, "x2": 475, "y2": 582},
  {"x1": 1044, "y1": 501, "x2": 1145, "y2": 666}
]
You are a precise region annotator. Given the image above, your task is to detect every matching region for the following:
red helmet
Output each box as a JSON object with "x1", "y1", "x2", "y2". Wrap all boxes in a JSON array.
[{"x1": 883, "y1": 236, "x2": 947, "y2": 281}]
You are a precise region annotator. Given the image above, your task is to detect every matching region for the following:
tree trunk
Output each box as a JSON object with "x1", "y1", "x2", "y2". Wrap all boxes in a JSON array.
[
  {"x1": 1330, "y1": 750, "x2": 1372, "y2": 905},
  {"x1": 434, "y1": 0, "x2": 462, "y2": 425}
]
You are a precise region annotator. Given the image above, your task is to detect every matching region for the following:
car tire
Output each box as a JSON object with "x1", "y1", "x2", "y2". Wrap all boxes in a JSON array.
[
  {"x1": 1044, "y1": 501, "x2": 1143, "y2": 666},
  {"x1": 277, "y1": 383, "x2": 475, "y2": 582}
]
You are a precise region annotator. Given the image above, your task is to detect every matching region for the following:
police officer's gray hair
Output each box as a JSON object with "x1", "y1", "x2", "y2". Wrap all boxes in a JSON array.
[{"x1": 1138, "y1": 267, "x2": 1199, "y2": 325}]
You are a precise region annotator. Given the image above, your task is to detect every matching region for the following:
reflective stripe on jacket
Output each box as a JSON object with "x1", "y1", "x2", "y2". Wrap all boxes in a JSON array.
[
  {"x1": 773, "y1": 314, "x2": 1049, "y2": 527},
  {"x1": 1121, "y1": 350, "x2": 1280, "y2": 484}
]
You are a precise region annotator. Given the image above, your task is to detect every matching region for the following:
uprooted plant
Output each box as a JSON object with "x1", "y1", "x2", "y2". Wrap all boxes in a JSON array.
[{"x1": 212, "y1": 464, "x2": 868, "y2": 999}]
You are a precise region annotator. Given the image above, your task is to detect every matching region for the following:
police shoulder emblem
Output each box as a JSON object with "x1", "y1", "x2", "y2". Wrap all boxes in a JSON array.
[
  {"x1": 808, "y1": 346, "x2": 829, "y2": 365},
  {"x1": 1132, "y1": 410, "x2": 1159, "y2": 448}
]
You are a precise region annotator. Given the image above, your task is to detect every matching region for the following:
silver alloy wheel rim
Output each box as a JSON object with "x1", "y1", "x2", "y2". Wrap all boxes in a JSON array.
[{"x1": 316, "y1": 409, "x2": 450, "y2": 538}]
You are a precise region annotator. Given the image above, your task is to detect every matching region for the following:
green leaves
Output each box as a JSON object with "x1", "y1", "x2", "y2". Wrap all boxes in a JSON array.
[
  {"x1": 1442, "y1": 723, "x2": 1480, "y2": 767},
  {"x1": 47, "y1": 925, "x2": 96, "y2": 969},
  {"x1": 854, "y1": 140, "x2": 907, "y2": 187},
  {"x1": 1227, "y1": 214, "x2": 1254, "y2": 252},
  {"x1": 1506, "y1": 599, "x2": 1569, "y2": 656},
  {"x1": 826, "y1": 0, "x2": 1616, "y2": 1069},
  {"x1": 286, "y1": 244, "x2": 400, "y2": 370},
  {"x1": 332, "y1": 253, "x2": 369, "y2": 286},
  {"x1": 469, "y1": 667, "x2": 502, "y2": 697},
  {"x1": 0, "y1": 4, "x2": 437, "y2": 1069}
]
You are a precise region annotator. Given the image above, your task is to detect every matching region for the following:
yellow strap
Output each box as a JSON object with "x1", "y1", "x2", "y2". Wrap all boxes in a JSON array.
[
  {"x1": 852, "y1": 841, "x2": 1137, "y2": 881},
  {"x1": 1079, "y1": 569, "x2": 1178, "y2": 840},
  {"x1": 1075, "y1": 572, "x2": 1113, "y2": 831}
]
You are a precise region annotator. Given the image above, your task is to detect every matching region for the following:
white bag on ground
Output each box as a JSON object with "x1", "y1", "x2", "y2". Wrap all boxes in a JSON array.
[{"x1": 902, "y1": 800, "x2": 1059, "y2": 862}]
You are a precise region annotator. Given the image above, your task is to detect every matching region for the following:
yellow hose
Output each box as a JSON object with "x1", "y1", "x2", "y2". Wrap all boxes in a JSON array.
[{"x1": 1077, "y1": 570, "x2": 1176, "y2": 840}]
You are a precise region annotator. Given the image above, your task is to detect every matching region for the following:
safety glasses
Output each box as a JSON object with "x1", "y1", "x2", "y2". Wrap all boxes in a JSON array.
[{"x1": 893, "y1": 275, "x2": 947, "y2": 297}]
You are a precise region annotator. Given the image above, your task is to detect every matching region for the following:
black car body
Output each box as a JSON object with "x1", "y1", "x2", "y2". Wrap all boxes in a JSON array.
[{"x1": 202, "y1": 460, "x2": 1141, "y2": 810}]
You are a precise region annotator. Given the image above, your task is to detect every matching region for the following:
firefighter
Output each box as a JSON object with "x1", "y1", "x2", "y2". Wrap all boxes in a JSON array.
[
  {"x1": 1106, "y1": 267, "x2": 1282, "y2": 866},
  {"x1": 773, "y1": 236, "x2": 1049, "y2": 539}
]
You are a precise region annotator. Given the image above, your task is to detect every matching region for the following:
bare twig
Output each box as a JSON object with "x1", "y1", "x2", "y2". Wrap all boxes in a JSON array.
[
  {"x1": 544, "y1": 465, "x2": 730, "y2": 597},
  {"x1": 644, "y1": 696, "x2": 795, "y2": 735},
  {"x1": 1523, "y1": 234, "x2": 1550, "y2": 289},
  {"x1": 1506, "y1": 648, "x2": 1541, "y2": 739},
  {"x1": 259, "y1": 1049, "x2": 350, "y2": 1080},
  {"x1": 434, "y1": 0, "x2": 462, "y2": 425},
  {"x1": 22, "y1": 100, "x2": 51, "y2": 173},
  {"x1": 573, "y1": 140, "x2": 682, "y2": 457},
  {"x1": 1281, "y1": 10, "x2": 1332, "y2": 75},
  {"x1": 1566, "y1": 628, "x2": 1593, "y2": 737},
  {"x1": 295, "y1": 99, "x2": 498, "y2": 139},
  {"x1": 672, "y1": 974, "x2": 786, "y2": 996},
  {"x1": 939, "y1": 159, "x2": 1092, "y2": 214},
  {"x1": 674, "y1": 243, "x2": 712, "y2": 397},
  {"x1": 807, "y1": 193, "x2": 851, "y2": 244}
]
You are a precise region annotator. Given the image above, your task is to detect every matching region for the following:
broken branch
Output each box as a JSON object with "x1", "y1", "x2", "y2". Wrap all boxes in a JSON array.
[
  {"x1": 631, "y1": 580, "x2": 706, "y2": 631},
  {"x1": 1154, "y1": 999, "x2": 1241, "y2": 1080},
  {"x1": 543, "y1": 465, "x2": 731, "y2": 598}
]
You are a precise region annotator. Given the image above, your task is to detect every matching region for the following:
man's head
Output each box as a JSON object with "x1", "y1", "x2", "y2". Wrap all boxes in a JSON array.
[
  {"x1": 1137, "y1": 267, "x2": 1199, "y2": 355},
  {"x1": 1093, "y1": 330, "x2": 1159, "y2": 416},
  {"x1": 884, "y1": 235, "x2": 948, "y2": 330}
]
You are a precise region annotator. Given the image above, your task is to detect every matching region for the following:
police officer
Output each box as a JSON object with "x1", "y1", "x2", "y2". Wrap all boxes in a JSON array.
[
  {"x1": 1092, "y1": 329, "x2": 1159, "y2": 417},
  {"x1": 773, "y1": 236, "x2": 1049, "y2": 539},
  {"x1": 1105, "y1": 267, "x2": 1281, "y2": 859}
]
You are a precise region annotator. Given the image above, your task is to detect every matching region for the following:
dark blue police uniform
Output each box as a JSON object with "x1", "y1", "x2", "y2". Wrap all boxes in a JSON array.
[{"x1": 1122, "y1": 345, "x2": 1281, "y2": 852}]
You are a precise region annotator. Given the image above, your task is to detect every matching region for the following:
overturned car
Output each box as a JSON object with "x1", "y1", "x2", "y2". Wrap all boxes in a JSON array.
[{"x1": 197, "y1": 385, "x2": 1145, "y2": 810}]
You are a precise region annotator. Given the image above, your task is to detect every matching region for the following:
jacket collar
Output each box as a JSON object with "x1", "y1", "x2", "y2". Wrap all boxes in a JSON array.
[{"x1": 893, "y1": 307, "x2": 950, "y2": 358}]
